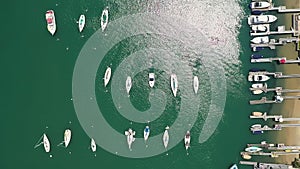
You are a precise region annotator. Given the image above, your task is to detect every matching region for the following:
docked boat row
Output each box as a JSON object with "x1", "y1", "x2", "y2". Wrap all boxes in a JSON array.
[
  {"x1": 103, "y1": 67, "x2": 200, "y2": 96},
  {"x1": 125, "y1": 126, "x2": 191, "y2": 151},
  {"x1": 45, "y1": 8, "x2": 109, "y2": 35}
]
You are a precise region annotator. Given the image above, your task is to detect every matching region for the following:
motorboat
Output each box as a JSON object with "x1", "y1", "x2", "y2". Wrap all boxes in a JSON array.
[
  {"x1": 126, "y1": 76, "x2": 132, "y2": 94},
  {"x1": 253, "y1": 130, "x2": 264, "y2": 135},
  {"x1": 275, "y1": 95, "x2": 284, "y2": 103},
  {"x1": 229, "y1": 164, "x2": 238, "y2": 169},
  {"x1": 170, "y1": 74, "x2": 178, "y2": 97},
  {"x1": 64, "y1": 129, "x2": 72, "y2": 147},
  {"x1": 252, "y1": 111, "x2": 263, "y2": 116},
  {"x1": 45, "y1": 10, "x2": 56, "y2": 35},
  {"x1": 253, "y1": 90, "x2": 263, "y2": 95},
  {"x1": 163, "y1": 126, "x2": 170, "y2": 149},
  {"x1": 248, "y1": 15, "x2": 277, "y2": 25},
  {"x1": 253, "y1": 75, "x2": 270, "y2": 82},
  {"x1": 78, "y1": 15, "x2": 85, "y2": 32},
  {"x1": 242, "y1": 154, "x2": 252, "y2": 159},
  {"x1": 253, "y1": 47, "x2": 264, "y2": 51},
  {"x1": 149, "y1": 73, "x2": 155, "y2": 88},
  {"x1": 43, "y1": 134, "x2": 50, "y2": 153},
  {"x1": 144, "y1": 126, "x2": 150, "y2": 142},
  {"x1": 250, "y1": 1, "x2": 270, "y2": 9},
  {"x1": 193, "y1": 76, "x2": 199, "y2": 94},
  {"x1": 91, "y1": 138, "x2": 96, "y2": 152},
  {"x1": 184, "y1": 131, "x2": 191, "y2": 150},
  {"x1": 248, "y1": 74, "x2": 270, "y2": 82},
  {"x1": 101, "y1": 8, "x2": 109, "y2": 32},
  {"x1": 251, "y1": 83, "x2": 264, "y2": 89},
  {"x1": 251, "y1": 54, "x2": 263, "y2": 59},
  {"x1": 251, "y1": 36, "x2": 269, "y2": 44},
  {"x1": 251, "y1": 124, "x2": 262, "y2": 128},
  {"x1": 245, "y1": 146, "x2": 262, "y2": 153},
  {"x1": 125, "y1": 128, "x2": 135, "y2": 150},
  {"x1": 251, "y1": 24, "x2": 268, "y2": 32},
  {"x1": 104, "y1": 67, "x2": 111, "y2": 87}
]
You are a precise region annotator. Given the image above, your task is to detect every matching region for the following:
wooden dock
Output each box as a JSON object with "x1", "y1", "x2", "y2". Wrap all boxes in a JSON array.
[
  {"x1": 249, "y1": 84, "x2": 300, "y2": 95},
  {"x1": 249, "y1": 112, "x2": 300, "y2": 122},
  {"x1": 251, "y1": 37, "x2": 299, "y2": 51},
  {"x1": 250, "y1": 25, "x2": 294, "y2": 37},
  {"x1": 241, "y1": 151, "x2": 300, "y2": 158},
  {"x1": 240, "y1": 161, "x2": 294, "y2": 169},
  {"x1": 251, "y1": 57, "x2": 300, "y2": 64}
]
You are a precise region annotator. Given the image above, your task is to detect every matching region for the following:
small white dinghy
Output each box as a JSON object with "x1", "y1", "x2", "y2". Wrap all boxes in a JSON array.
[
  {"x1": 104, "y1": 67, "x2": 111, "y2": 87},
  {"x1": 170, "y1": 74, "x2": 178, "y2": 97},
  {"x1": 64, "y1": 129, "x2": 72, "y2": 148},
  {"x1": 45, "y1": 10, "x2": 56, "y2": 35},
  {"x1": 101, "y1": 8, "x2": 109, "y2": 32},
  {"x1": 184, "y1": 131, "x2": 191, "y2": 150},
  {"x1": 144, "y1": 126, "x2": 150, "y2": 142},
  {"x1": 91, "y1": 138, "x2": 96, "y2": 152},
  {"x1": 78, "y1": 14, "x2": 85, "y2": 32},
  {"x1": 43, "y1": 134, "x2": 51, "y2": 153},
  {"x1": 126, "y1": 76, "x2": 132, "y2": 94},
  {"x1": 125, "y1": 128, "x2": 135, "y2": 150},
  {"x1": 149, "y1": 73, "x2": 155, "y2": 88},
  {"x1": 163, "y1": 126, "x2": 170, "y2": 149},
  {"x1": 193, "y1": 76, "x2": 199, "y2": 94}
]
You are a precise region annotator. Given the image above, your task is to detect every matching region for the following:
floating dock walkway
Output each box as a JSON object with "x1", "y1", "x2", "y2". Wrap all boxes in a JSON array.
[
  {"x1": 251, "y1": 37, "x2": 299, "y2": 51},
  {"x1": 240, "y1": 161, "x2": 294, "y2": 169},
  {"x1": 249, "y1": 84, "x2": 300, "y2": 95},
  {"x1": 247, "y1": 142, "x2": 300, "y2": 151},
  {"x1": 251, "y1": 57, "x2": 300, "y2": 64},
  {"x1": 250, "y1": 25, "x2": 295, "y2": 37},
  {"x1": 250, "y1": 96, "x2": 300, "y2": 105},
  {"x1": 251, "y1": 124, "x2": 300, "y2": 133},
  {"x1": 248, "y1": 71, "x2": 300, "y2": 80},
  {"x1": 241, "y1": 151, "x2": 300, "y2": 158},
  {"x1": 250, "y1": 112, "x2": 300, "y2": 122}
]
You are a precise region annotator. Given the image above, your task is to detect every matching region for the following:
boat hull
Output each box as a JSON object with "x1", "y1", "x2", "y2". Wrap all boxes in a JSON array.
[
  {"x1": 101, "y1": 9, "x2": 109, "y2": 32},
  {"x1": 43, "y1": 134, "x2": 50, "y2": 153},
  {"x1": 78, "y1": 15, "x2": 85, "y2": 32},
  {"x1": 144, "y1": 126, "x2": 150, "y2": 141},
  {"x1": 45, "y1": 10, "x2": 56, "y2": 35},
  {"x1": 149, "y1": 73, "x2": 155, "y2": 88},
  {"x1": 126, "y1": 76, "x2": 132, "y2": 94},
  {"x1": 104, "y1": 67, "x2": 111, "y2": 87},
  {"x1": 193, "y1": 76, "x2": 199, "y2": 94},
  {"x1": 184, "y1": 131, "x2": 191, "y2": 150},
  {"x1": 163, "y1": 126, "x2": 169, "y2": 148},
  {"x1": 248, "y1": 15, "x2": 277, "y2": 25},
  {"x1": 64, "y1": 129, "x2": 72, "y2": 148},
  {"x1": 170, "y1": 74, "x2": 178, "y2": 97},
  {"x1": 91, "y1": 138, "x2": 96, "y2": 152}
]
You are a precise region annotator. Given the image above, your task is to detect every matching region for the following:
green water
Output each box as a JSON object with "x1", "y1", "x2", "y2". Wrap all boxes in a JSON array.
[{"x1": 1, "y1": 0, "x2": 280, "y2": 169}]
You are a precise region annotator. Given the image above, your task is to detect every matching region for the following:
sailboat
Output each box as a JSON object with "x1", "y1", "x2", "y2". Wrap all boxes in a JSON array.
[
  {"x1": 64, "y1": 129, "x2": 72, "y2": 147},
  {"x1": 184, "y1": 131, "x2": 191, "y2": 150},
  {"x1": 170, "y1": 74, "x2": 178, "y2": 97},
  {"x1": 144, "y1": 126, "x2": 150, "y2": 142},
  {"x1": 78, "y1": 14, "x2": 85, "y2": 32},
  {"x1": 91, "y1": 138, "x2": 96, "y2": 152},
  {"x1": 34, "y1": 133, "x2": 50, "y2": 153},
  {"x1": 163, "y1": 126, "x2": 170, "y2": 149},
  {"x1": 193, "y1": 76, "x2": 199, "y2": 94},
  {"x1": 104, "y1": 67, "x2": 111, "y2": 87},
  {"x1": 125, "y1": 128, "x2": 135, "y2": 150},
  {"x1": 101, "y1": 8, "x2": 109, "y2": 32},
  {"x1": 126, "y1": 76, "x2": 132, "y2": 94}
]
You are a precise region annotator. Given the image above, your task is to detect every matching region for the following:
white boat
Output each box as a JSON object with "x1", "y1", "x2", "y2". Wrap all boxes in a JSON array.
[
  {"x1": 251, "y1": 83, "x2": 264, "y2": 89},
  {"x1": 245, "y1": 146, "x2": 262, "y2": 153},
  {"x1": 64, "y1": 129, "x2": 72, "y2": 147},
  {"x1": 230, "y1": 164, "x2": 238, "y2": 169},
  {"x1": 252, "y1": 112, "x2": 263, "y2": 116},
  {"x1": 251, "y1": 36, "x2": 269, "y2": 44},
  {"x1": 248, "y1": 15, "x2": 277, "y2": 25},
  {"x1": 184, "y1": 131, "x2": 191, "y2": 150},
  {"x1": 78, "y1": 15, "x2": 85, "y2": 32},
  {"x1": 251, "y1": 124, "x2": 262, "y2": 128},
  {"x1": 104, "y1": 67, "x2": 111, "y2": 87},
  {"x1": 250, "y1": 1, "x2": 270, "y2": 9},
  {"x1": 248, "y1": 74, "x2": 270, "y2": 82},
  {"x1": 91, "y1": 138, "x2": 96, "y2": 152},
  {"x1": 193, "y1": 76, "x2": 199, "y2": 94},
  {"x1": 170, "y1": 74, "x2": 178, "y2": 97},
  {"x1": 144, "y1": 126, "x2": 150, "y2": 141},
  {"x1": 45, "y1": 10, "x2": 56, "y2": 35},
  {"x1": 253, "y1": 90, "x2": 263, "y2": 95},
  {"x1": 251, "y1": 24, "x2": 268, "y2": 32},
  {"x1": 101, "y1": 8, "x2": 109, "y2": 32},
  {"x1": 163, "y1": 126, "x2": 170, "y2": 149},
  {"x1": 43, "y1": 134, "x2": 50, "y2": 153},
  {"x1": 126, "y1": 76, "x2": 132, "y2": 94},
  {"x1": 125, "y1": 128, "x2": 135, "y2": 150},
  {"x1": 149, "y1": 73, "x2": 155, "y2": 88}
]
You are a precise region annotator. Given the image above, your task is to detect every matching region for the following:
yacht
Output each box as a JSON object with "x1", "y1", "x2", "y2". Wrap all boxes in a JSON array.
[
  {"x1": 250, "y1": 1, "x2": 270, "y2": 9},
  {"x1": 64, "y1": 129, "x2": 72, "y2": 147},
  {"x1": 251, "y1": 24, "x2": 268, "y2": 32},
  {"x1": 251, "y1": 36, "x2": 269, "y2": 44},
  {"x1": 248, "y1": 15, "x2": 277, "y2": 25},
  {"x1": 45, "y1": 10, "x2": 56, "y2": 35},
  {"x1": 170, "y1": 74, "x2": 178, "y2": 97},
  {"x1": 91, "y1": 138, "x2": 96, "y2": 152},
  {"x1": 78, "y1": 15, "x2": 85, "y2": 32},
  {"x1": 248, "y1": 74, "x2": 270, "y2": 82},
  {"x1": 229, "y1": 164, "x2": 238, "y2": 169},
  {"x1": 163, "y1": 126, "x2": 170, "y2": 149},
  {"x1": 104, "y1": 67, "x2": 111, "y2": 87},
  {"x1": 144, "y1": 126, "x2": 150, "y2": 142},
  {"x1": 125, "y1": 128, "x2": 135, "y2": 150},
  {"x1": 149, "y1": 73, "x2": 155, "y2": 88},
  {"x1": 193, "y1": 76, "x2": 199, "y2": 94},
  {"x1": 101, "y1": 8, "x2": 109, "y2": 32},
  {"x1": 43, "y1": 134, "x2": 50, "y2": 153},
  {"x1": 245, "y1": 146, "x2": 262, "y2": 153},
  {"x1": 126, "y1": 76, "x2": 132, "y2": 94},
  {"x1": 184, "y1": 131, "x2": 191, "y2": 150}
]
